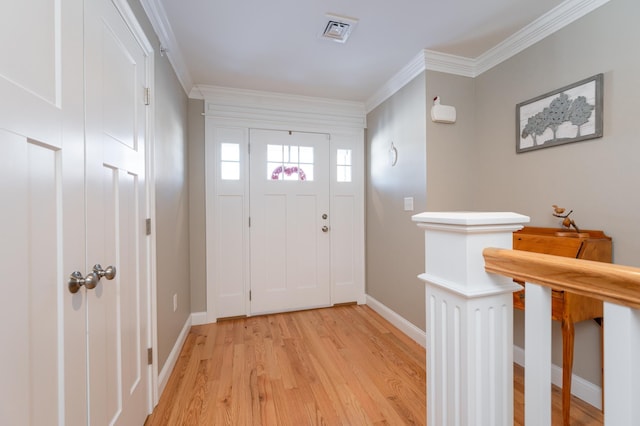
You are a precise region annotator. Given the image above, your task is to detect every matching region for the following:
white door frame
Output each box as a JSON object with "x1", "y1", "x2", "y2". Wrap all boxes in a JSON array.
[
  {"x1": 201, "y1": 87, "x2": 366, "y2": 323},
  {"x1": 110, "y1": 0, "x2": 158, "y2": 411}
]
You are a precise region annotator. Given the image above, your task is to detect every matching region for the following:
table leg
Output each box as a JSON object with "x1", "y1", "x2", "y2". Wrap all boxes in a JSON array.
[{"x1": 562, "y1": 318, "x2": 575, "y2": 426}]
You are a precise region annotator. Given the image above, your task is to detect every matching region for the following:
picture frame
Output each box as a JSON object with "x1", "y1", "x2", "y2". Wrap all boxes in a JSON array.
[{"x1": 516, "y1": 73, "x2": 603, "y2": 153}]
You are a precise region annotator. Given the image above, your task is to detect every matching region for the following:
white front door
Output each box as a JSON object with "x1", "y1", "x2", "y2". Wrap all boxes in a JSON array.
[
  {"x1": 249, "y1": 129, "x2": 331, "y2": 314},
  {"x1": 85, "y1": 0, "x2": 150, "y2": 424},
  {"x1": 0, "y1": 0, "x2": 87, "y2": 424}
]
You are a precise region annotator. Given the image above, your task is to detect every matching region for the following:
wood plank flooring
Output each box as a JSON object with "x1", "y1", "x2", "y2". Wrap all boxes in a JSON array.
[{"x1": 146, "y1": 305, "x2": 603, "y2": 425}]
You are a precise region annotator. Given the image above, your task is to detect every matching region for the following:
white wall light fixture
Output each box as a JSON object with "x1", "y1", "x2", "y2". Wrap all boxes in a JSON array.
[
  {"x1": 431, "y1": 96, "x2": 457, "y2": 124},
  {"x1": 389, "y1": 142, "x2": 398, "y2": 166}
]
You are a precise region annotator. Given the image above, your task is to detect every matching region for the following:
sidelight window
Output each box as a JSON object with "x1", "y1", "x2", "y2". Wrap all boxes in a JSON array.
[
  {"x1": 336, "y1": 149, "x2": 352, "y2": 182},
  {"x1": 220, "y1": 143, "x2": 240, "y2": 180}
]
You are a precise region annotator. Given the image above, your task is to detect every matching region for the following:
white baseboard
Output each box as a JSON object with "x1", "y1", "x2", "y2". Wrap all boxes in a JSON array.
[
  {"x1": 157, "y1": 315, "x2": 192, "y2": 396},
  {"x1": 363, "y1": 295, "x2": 602, "y2": 410},
  {"x1": 365, "y1": 294, "x2": 427, "y2": 348},
  {"x1": 191, "y1": 311, "x2": 208, "y2": 325},
  {"x1": 513, "y1": 345, "x2": 602, "y2": 410}
]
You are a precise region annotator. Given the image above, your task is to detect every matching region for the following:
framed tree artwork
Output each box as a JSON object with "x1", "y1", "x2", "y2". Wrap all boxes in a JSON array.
[{"x1": 516, "y1": 74, "x2": 603, "y2": 153}]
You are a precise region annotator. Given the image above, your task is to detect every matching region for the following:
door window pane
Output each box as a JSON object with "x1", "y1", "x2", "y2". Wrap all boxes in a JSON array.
[
  {"x1": 221, "y1": 143, "x2": 239, "y2": 161},
  {"x1": 268, "y1": 144, "x2": 313, "y2": 181},
  {"x1": 267, "y1": 144, "x2": 283, "y2": 162},
  {"x1": 336, "y1": 149, "x2": 352, "y2": 182},
  {"x1": 221, "y1": 143, "x2": 240, "y2": 180},
  {"x1": 299, "y1": 146, "x2": 314, "y2": 164}
]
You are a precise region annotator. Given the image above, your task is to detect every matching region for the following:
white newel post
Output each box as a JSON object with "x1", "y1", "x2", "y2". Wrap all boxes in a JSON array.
[{"x1": 412, "y1": 212, "x2": 530, "y2": 425}]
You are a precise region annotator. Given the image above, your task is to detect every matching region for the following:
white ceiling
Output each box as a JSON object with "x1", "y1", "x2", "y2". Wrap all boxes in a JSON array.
[{"x1": 151, "y1": 0, "x2": 586, "y2": 103}]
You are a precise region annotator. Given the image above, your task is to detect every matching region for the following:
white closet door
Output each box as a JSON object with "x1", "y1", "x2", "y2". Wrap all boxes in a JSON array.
[
  {"x1": 84, "y1": 0, "x2": 150, "y2": 424},
  {"x1": 249, "y1": 129, "x2": 331, "y2": 314},
  {"x1": 0, "y1": 0, "x2": 86, "y2": 425}
]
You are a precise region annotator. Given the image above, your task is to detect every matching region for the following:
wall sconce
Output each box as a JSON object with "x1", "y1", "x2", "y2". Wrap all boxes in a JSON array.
[
  {"x1": 431, "y1": 96, "x2": 456, "y2": 124},
  {"x1": 389, "y1": 142, "x2": 398, "y2": 166}
]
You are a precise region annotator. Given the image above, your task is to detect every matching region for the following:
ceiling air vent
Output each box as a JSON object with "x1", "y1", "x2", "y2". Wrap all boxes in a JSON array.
[{"x1": 321, "y1": 14, "x2": 358, "y2": 43}]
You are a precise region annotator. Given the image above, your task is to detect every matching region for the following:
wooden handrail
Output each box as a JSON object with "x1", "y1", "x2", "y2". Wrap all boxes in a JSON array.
[{"x1": 483, "y1": 247, "x2": 640, "y2": 310}]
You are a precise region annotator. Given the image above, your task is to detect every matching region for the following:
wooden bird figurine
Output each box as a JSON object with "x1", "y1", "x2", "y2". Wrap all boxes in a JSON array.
[{"x1": 552, "y1": 205, "x2": 581, "y2": 233}]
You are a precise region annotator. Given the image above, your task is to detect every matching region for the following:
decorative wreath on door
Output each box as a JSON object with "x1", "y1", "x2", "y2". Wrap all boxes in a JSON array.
[{"x1": 271, "y1": 166, "x2": 306, "y2": 181}]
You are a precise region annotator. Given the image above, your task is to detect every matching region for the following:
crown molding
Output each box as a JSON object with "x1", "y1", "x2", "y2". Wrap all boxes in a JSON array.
[
  {"x1": 475, "y1": 0, "x2": 611, "y2": 75},
  {"x1": 140, "y1": 0, "x2": 194, "y2": 95},
  {"x1": 365, "y1": 51, "x2": 427, "y2": 113},
  {"x1": 138, "y1": 0, "x2": 610, "y2": 113},
  {"x1": 197, "y1": 85, "x2": 366, "y2": 129},
  {"x1": 365, "y1": 0, "x2": 610, "y2": 113},
  {"x1": 424, "y1": 50, "x2": 476, "y2": 78}
]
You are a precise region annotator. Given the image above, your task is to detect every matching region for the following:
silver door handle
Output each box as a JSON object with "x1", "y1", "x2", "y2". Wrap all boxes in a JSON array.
[
  {"x1": 68, "y1": 271, "x2": 100, "y2": 294},
  {"x1": 322, "y1": 225, "x2": 329, "y2": 232},
  {"x1": 93, "y1": 264, "x2": 116, "y2": 280},
  {"x1": 67, "y1": 265, "x2": 116, "y2": 294}
]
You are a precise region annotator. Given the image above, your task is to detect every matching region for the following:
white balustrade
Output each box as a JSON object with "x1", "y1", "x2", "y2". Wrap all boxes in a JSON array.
[
  {"x1": 415, "y1": 212, "x2": 640, "y2": 425},
  {"x1": 458, "y1": 219, "x2": 640, "y2": 426},
  {"x1": 603, "y1": 303, "x2": 640, "y2": 424},
  {"x1": 413, "y1": 212, "x2": 529, "y2": 425}
]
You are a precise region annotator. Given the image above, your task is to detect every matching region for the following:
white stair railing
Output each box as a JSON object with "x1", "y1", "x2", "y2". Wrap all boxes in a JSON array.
[
  {"x1": 484, "y1": 246, "x2": 640, "y2": 425},
  {"x1": 414, "y1": 211, "x2": 640, "y2": 425}
]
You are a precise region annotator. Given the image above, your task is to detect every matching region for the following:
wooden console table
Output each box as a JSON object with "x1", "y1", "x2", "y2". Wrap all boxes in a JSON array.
[{"x1": 512, "y1": 226, "x2": 611, "y2": 424}]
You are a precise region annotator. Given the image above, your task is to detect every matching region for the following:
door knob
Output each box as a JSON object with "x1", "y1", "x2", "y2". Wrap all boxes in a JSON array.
[
  {"x1": 93, "y1": 264, "x2": 116, "y2": 280},
  {"x1": 68, "y1": 271, "x2": 100, "y2": 294},
  {"x1": 322, "y1": 225, "x2": 329, "y2": 232}
]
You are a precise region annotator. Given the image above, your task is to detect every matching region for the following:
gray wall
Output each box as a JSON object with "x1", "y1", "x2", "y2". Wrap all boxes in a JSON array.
[
  {"x1": 365, "y1": 0, "x2": 640, "y2": 387},
  {"x1": 188, "y1": 99, "x2": 207, "y2": 312},
  {"x1": 365, "y1": 70, "x2": 476, "y2": 332},
  {"x1": 472, "y1": 0, "x2": 640, "y2": 386},
  {"x1": 128, "y1": 0, "x2": 191, "y2": 370},
  {"x1": 366, "y1": 73, "x2": 427, "y2": 330},
  {"x1": 425, "y1": 71, "x2": 476, "y2": 210},
  {"x1": 472, "y1": 0, "x2": 640, "y2": 265}
]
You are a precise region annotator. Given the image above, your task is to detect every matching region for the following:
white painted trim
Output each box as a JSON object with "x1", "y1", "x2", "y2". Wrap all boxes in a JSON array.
[
  {"x1": 110, "y1": 0, "x2": 159, "y2": 412},
  {"x1": 365, "y1": 294, "x2": 602, "y2": 410},
  {"x1": 197, "y1": 85, "x2": 366, "y2": 129},
  {"x1": 140, "y1": 0, "x2": 609, "y2": 114},
  {"x1": 365, "y1": 0, "x2": 611, "y2": 112},
  {"x1": 157, "y1": 315, "x2": 192, "y2": 397},
  {"x1": 424, "y1": 50, "x2": 476, "y2": 78},
  {"x1": 145, "y1": 55, "x2": 159, "y2": 412},
  {"x1": 112, "y1": 0, "x2": 153, "y2": 54},
  {"x1": 364, "y1": 51, "x2": 427, "y2": 113},
  {"x1": 191, "y1": 311, "x2": 209, "y2": 326},
  {"x1": 475, "y1": 0, "x2": 611, "y2": 75},
  {"x1": 513, "y1": 345, "x2": 602, "y2": 410},
  {"x1": 205, "y1": 116, "x2": 365, "y2": 322},
  {"x1": 139, "y1": 0, "x2": 194, "y2": 95},
  {"x1": 365, "y1": 295, "x2": 426, "y2": 348}
]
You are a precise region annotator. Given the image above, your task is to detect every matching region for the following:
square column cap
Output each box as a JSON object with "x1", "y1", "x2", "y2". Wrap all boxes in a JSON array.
[{"x1": 412, "y1": 211, "x2": 530, "y2": 227}]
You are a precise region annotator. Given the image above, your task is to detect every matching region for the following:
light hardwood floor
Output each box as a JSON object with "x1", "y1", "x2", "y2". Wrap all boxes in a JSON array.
[{"x1": 147, "y1": 305, "x2": 603, "y2": 425}]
